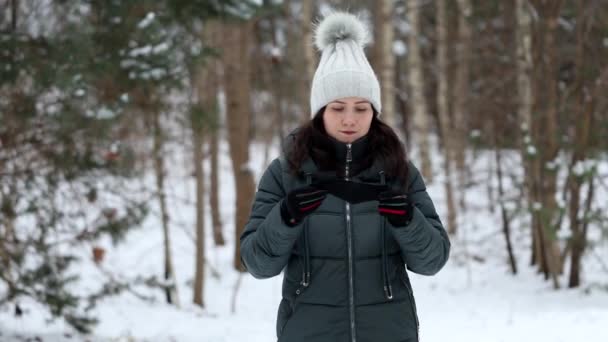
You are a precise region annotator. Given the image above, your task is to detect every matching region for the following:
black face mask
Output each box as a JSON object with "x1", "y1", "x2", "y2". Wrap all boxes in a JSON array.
[{"x1": 313, "y1": 178, "x2": 388, "y2": 204}]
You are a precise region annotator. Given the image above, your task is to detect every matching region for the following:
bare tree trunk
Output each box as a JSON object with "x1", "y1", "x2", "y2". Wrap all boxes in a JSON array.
[
  {"x1": 152, "y1": 111, "x2": 179, "y2": 306},
  {"x1": 209, "y1": 122, "x2": 225, "y2": 246},
  {"x1": 541, "y1": 7, "x2": 561, "y2": 282},
  {"x1": 222, "y1": 20, "x2": 257, "y2": 272},
  {"x1": 268, "y1": 13, "x2": 286, "y2": 146},
  {"x1": 0, "y1": 187, "x2": 17, "y2": 290},
  {"x1": 436, "y1": 0, "x2": 457, "y2": 235},
  {"x1": 567, "y1": 1, "x2": 604, "y2": 287},
  {"x1": 192, "y1": 116, "x2": 206, "y2": 306},
  {"x1": 454, "y1": 0, "x2": 472, "y2": 209},
  {"x1": 492, "y1": 121, "x2": 517, "y2": 275},
  {"x1": 529, "y1": 0, "x2": 564, "y2": 288},
  {"x1": 376, "y1": 0, "x2": 396, "y2": 126},
  {"x1": 570, "y1": 175, "x2": 594, "y2": 288},
  {"x1": 300, "y1": 0, "x2": 315, "y2": 121},
  {"x1": 406, "y1": 0, "x2": 433, "y2": 182},
  {"x1": 515, "y1": 0, "x2": 537, "y2": 267},
  {"x1": 202, "y1": 21, "x2": 225, "y2": 247},
  {"x1": 10, "y1": 0, "x2": 18, "y2": 32},
  {"x1": 515, "y1": 0, "x2": 533, "y2": 131}
]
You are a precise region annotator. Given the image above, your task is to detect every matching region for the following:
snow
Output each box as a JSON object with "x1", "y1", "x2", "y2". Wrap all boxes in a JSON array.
[
  {"x1": 573, "y1": 160, "x2": 597, "y2": 177},
  {"x1": 129, "y1": 45, "x2": 153, "y2": 58},
  {"x1": 393, "y1": 40, "x2": 407, "y2": 56},
  {"x1": 396, "y1": 20, "x2": 411, "y2": 35},
  {"x1": 1, "y1": 140, "x2": 608, "y2": 342},
  {"x1": 137, "y1": 12, "x2": 156, "y2": 30},
  {"x1": 74, "y1": 88, "x2": 86, "y2": 97},
  {"x1": 152, "y1": 42, "x2": 170, "y2": 55},
  {"x1": 95, "y1": 106, "x2": 116, "y2": 119},
  {"x1": 83, "y1": 107, "x2": 115, "y2": 119}
]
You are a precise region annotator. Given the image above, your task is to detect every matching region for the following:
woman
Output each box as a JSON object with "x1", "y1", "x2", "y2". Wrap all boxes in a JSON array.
[{"x1": 240, "y1": 12, "x2": 450, "y2": 342}]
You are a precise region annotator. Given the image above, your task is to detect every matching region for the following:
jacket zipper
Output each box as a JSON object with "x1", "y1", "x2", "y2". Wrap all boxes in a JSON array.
[{"x1": 345, "y1": 143, "x2": 356, "y2": 342}]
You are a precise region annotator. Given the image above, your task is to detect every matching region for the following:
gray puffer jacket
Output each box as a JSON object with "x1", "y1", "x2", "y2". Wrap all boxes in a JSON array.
[{"x1": 240, "y1": 134, "x2": 450, "y2": 342}]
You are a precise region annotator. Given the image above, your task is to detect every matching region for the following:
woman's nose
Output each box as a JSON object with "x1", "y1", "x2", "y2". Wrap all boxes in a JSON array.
[{"x1": 342, "y1": 111, "x2": 357, "y2": 126}]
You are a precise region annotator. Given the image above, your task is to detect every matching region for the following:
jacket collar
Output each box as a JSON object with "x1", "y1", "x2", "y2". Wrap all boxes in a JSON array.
[
  {"x1": 328, "y1": 134, "x2": 369, "y2": 165},
  {"x1": 298, "y1": 130, "x2": 385, "y2": 183}
]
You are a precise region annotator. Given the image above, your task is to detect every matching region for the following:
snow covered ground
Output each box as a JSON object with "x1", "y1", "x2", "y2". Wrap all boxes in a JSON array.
[{"x1": 2, "y1": 141, "x2": 608, "y2": 342}]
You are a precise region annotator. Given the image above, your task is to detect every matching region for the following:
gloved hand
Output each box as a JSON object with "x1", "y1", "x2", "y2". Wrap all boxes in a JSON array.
[
  {"x1": 280, "y1": 186, "x2": 328, "y2": 226},
  {"x1": 377, "y1": 190, "x2": 414, "y2": 227}
]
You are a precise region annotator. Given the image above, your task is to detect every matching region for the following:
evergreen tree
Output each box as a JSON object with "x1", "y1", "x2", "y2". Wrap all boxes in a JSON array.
[{"x1": 0, "y1": 0, "x2": 259, "y2": 333}]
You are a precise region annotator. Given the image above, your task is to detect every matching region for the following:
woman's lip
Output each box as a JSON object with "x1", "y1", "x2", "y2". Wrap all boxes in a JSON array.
[{"x1": 341, "y1": 131, "x2": 356, "y2": 135}]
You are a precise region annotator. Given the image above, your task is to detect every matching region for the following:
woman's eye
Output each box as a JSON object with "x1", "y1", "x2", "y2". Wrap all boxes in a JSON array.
[
  {"x1": 356, "y1": 108, "x2": 368, "y2": 112},
  {"x1": 332, "y1": 107, "x2": 344, "y2": 111}
]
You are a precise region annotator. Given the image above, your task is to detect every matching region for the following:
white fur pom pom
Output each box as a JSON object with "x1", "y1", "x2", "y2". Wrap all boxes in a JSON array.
[{"x1": 313, "y1": 12, "x2": 370, "y2": 51}]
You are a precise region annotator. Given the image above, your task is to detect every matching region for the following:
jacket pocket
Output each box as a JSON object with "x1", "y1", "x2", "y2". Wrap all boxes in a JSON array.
[{"x1": 401, "y1": 271, "x2": 420, "y2": 341}]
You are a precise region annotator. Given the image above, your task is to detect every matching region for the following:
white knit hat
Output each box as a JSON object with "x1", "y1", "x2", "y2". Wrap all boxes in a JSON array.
[{"x1": 310, "y1": 12, "x2": 381, "y2": 118}]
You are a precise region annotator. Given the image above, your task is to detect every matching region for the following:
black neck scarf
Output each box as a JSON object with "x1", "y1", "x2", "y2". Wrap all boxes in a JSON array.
[{"x1": 308, "y1": 129, "x2": 387, "y2": 204}]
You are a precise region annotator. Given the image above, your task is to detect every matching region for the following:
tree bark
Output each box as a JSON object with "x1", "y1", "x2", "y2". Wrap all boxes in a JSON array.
[
  {"x1": 493, "y1": 121, "x2": 517, "y2": 275},
  {"x1": 515, "y1": 0, "x2": 537, "y2": 267},
  {"x1": 406, "y1": 0, "x2": 433, "y2": 182},
  {"x1": 209, "y1": 119, "x2": 225, "y2": 246},
  {"x1": 376, "y1": 0, "x2": 396, "y2": 126},
  {"x1": 11, "y1": 0, "x2": 18, "y2": 32},
  {"x1": 222, "y1": 19, "x2": 256, "y2": 272},
  {"x1": 567, "y1": 1, "x2": 603, "y2": 287},
  {"x1": 529, "y1": 0, "x2": 564, "y2": 288},
  {"x1": 192, "y1": 114, "x2": 206, "y2": 306},
  {"x1": 454, "y1": 0, "x2": 472, "y2": 209},
  {"x1": 152, "y1": 111, "x2": 179, "y2": 306},
  {"x1": 300, "y1": 0, "x2": 315, "y2": 121},
  {"x1": 435, "y1": 0, "x2": 457, "y2": 235},
  {"x1": 202, "y1": 20, "x2": 225, "y2": 247}
]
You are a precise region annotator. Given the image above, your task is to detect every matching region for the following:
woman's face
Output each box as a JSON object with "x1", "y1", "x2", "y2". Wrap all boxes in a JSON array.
[{"x1": 322, "y1": 97, "x2": 374, "y2": 143}]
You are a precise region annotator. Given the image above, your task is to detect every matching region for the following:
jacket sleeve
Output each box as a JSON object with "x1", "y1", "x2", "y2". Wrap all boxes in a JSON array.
[
  {"x1": 240, "y1": 158, "x2": 303, "y2": 279},
  {"x1": 388, "y1": 162, "x2": 451, "y2": 276}
]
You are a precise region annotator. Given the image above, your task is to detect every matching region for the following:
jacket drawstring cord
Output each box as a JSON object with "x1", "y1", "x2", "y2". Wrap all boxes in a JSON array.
[
  {"x1": 379, "y1": 171, "x2": 393, "y2": 300},
  {"x1": 302, "y1": 173, "x2": 313, "y2": 288}
]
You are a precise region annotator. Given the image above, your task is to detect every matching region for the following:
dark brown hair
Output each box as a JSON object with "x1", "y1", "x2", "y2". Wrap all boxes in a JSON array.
[{"x1": 286, "y1": 107, "x2": 409, "y2": 185}]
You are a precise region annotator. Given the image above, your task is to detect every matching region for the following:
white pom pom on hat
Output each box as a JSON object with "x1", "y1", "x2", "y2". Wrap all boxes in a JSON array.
[
  {"x1": 310, "y1": 11, "x2": 381, "y2": 118},
  {"x1": 313, "y1": 12, "x2": 371, "y2": 51}
]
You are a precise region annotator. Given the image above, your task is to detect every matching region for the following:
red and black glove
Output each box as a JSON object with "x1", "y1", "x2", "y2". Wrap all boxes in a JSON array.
[
  {"x1": 378, "y1": 190, "x2": 414, "y2": 227},
  {"x1": 280, "y1": 186, "x2": 328, "y2": 226}
]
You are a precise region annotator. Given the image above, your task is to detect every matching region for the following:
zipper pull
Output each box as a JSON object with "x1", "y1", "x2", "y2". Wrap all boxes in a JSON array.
[
  {"x1": 345, "y1": 143, "x2": 352, "y2": 181},
  {"x1": 346, "y1": 143, "x2": 352, "y2": 163}
]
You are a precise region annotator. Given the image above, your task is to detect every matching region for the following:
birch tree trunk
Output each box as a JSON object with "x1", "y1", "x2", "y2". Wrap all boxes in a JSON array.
[
  {"x1": 222, "y1": 20, "x2": 256, "y2": 271},
  {"x1": 406, "y1": 0, "x2": 433, "y2": 182},
  {"x1": 435, "y1": 0, "x2": 457, "y2": 234}
]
